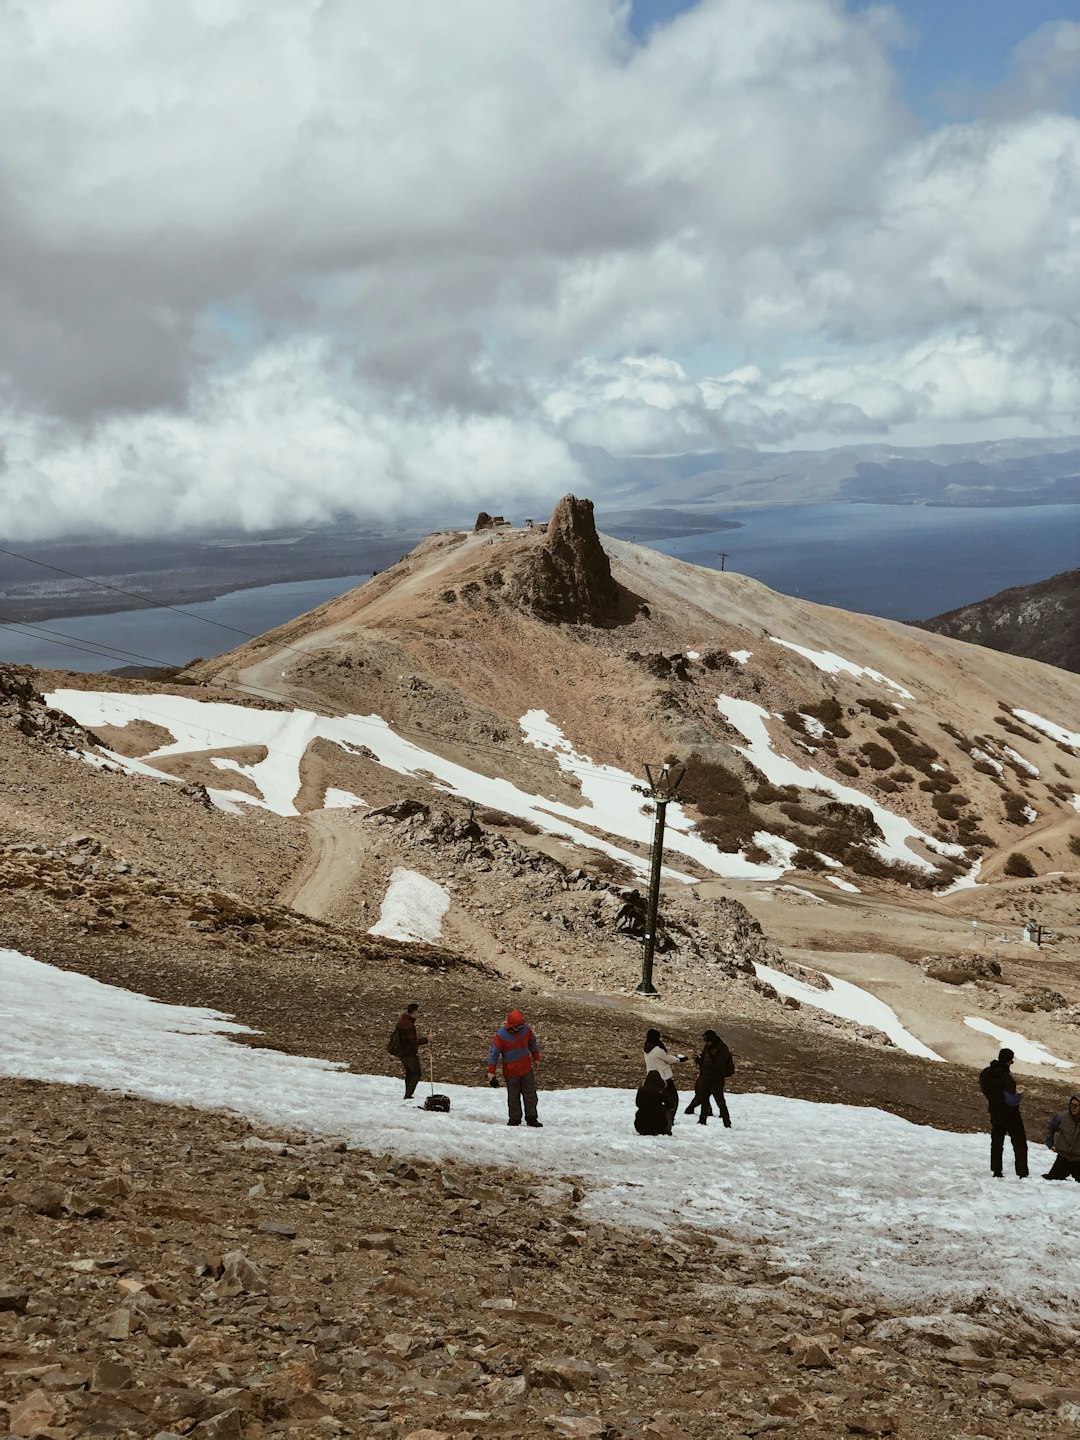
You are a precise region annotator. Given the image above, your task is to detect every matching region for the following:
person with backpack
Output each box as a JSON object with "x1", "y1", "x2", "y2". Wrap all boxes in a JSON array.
[
  {"x1": 387, "y1": 1002, "x2": 427, "y2": 1100},
  {"x1": 979, "y1": 1047, "x2": 1028, "y2": 1178},
  {"x1": 692, "y1": 1029, "x2": 735, "y2": 1128},
  {"x1": 642, "y1": 1028, "x2": 687, "y2": 1133},
  {"x1": 1042, "y1": 1094, "x2": 1080, "y2": 1181},
  {"x1": 487, "y1": 1009, "x2": 542, "y2": 1127}
]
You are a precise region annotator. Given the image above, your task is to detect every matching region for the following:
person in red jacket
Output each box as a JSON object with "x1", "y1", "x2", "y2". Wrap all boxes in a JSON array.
[{"x1": 488, "y1": 1009, "x2": 542, "y2": 1127}]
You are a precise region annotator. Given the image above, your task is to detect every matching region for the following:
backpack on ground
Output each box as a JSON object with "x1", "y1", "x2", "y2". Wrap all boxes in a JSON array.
[
  {"x1": 386, "y1": 1025, "x2": 404, "y2": 1058},
  {"x1": 423, "y1": 1093, "x2": 451, "y2": 1112}
]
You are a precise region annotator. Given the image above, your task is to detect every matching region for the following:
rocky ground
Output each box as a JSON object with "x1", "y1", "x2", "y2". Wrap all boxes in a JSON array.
[{"x1": 4, "y1": 1077, "x2": 1080, "y2": 1440}]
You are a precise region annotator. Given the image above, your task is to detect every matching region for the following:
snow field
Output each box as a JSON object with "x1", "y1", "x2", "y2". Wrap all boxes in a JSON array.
[
  {"x1": 4, "y1": 949, "x2": 1080, "y2": 1325},
  {"x1": 767, "y1": 637, "x2": 914, "y2": 699},
  {"x1": 753, "y1": 962, "x2": 942, "y2": 1061},
  {"x1": 963, "y1": 1017, "x2": 1073, "y2": 1071},
  {"x1": 1013, "y1": 709, "x2": 1080, "y2": 751}
]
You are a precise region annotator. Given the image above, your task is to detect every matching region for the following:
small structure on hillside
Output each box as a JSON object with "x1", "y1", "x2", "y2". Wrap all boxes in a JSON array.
[{"x1": 474, "y1": 511, "x2": 509, "y2": 532}]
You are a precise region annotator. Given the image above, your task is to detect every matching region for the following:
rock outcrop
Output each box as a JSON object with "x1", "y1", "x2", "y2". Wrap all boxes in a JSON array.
[{"x1": 508, "y1": 495, "x2": 620, "y2": 626}]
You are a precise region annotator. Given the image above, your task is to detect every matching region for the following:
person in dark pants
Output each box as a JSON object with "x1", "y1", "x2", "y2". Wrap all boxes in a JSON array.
[
  {"x1": 693, "y1": 1029, "x2": 734, "y2": 1128},
  {"x1": 979, "y1": 1047, "x2": 1028, "y2": 1178},
  {"x1": 1043, "y1": 1094, "x2": 1080, "y2": 1180},
  {"x1": 643, "y1": 1028, "x2": 687, "y2": 1133},
  {"x1": 393, "y1": 1002, "x2": 428, "y2": 1100},
  {"x1": 488, "y1": 1009, "x2": 542, "y2": 1127}
]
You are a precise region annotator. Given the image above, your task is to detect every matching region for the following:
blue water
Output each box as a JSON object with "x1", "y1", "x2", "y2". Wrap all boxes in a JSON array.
[
  {"x1": 648, "y1": 504, "x2": 1080, "y2": 620},
  {"x1": 0, "y1": 574, "x2": 369, "y2": 673}
]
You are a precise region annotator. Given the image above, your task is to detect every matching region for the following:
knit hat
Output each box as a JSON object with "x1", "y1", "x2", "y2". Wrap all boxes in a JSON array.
[
  {"x1": 703, "y1": 1029, "x2": 718, "y2": 1043},
  {"x1": 644, "y1": 1028, "x2": 662, "y2": 1050},
  {"x1": 507, "y1": 1009, "x2": 525, "y2": 1027},
  {"x1": 998, "y1": 1048, "x2": 1015, "y2": 1064}
]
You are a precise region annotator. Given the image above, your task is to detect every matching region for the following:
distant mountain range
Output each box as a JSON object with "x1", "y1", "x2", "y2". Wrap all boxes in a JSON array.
[
  {"x1": 922, "y1": 568, "x2": 1080, "y2": 676},
  {"x1": 582, "y1": 433, "x2": 1080, "y2": 509}
]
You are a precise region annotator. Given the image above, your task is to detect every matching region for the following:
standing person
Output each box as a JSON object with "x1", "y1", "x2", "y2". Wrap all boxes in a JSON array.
[
  {"x1": 643, "y1": 1028, "x2": 687, "y2": 1133},
  {"x1": 1043, "y1": 1094, "x2": 1080, "y2": 1181},
  {"x1": 391, "y1": 1002, "x2": 427, "y2": 1101},
  {"x1": 694, "y1": 1029, "x2": 735, "y2": 1128},
  {"x1": 979, "y1": 1047, "x2": 1028, "y2": 1178},
  {"x1": 488, "y1": 1009, "x2": 542, "y2": 1127}
]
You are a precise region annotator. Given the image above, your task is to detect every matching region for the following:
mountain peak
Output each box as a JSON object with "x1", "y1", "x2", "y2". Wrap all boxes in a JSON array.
[{"x1": 508, "y1": 493, "x2": 621, "y2": 626}]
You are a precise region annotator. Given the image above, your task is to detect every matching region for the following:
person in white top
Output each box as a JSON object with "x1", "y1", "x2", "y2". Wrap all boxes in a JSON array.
[{"x1": 643, "y1": 1028, "x2": 688, "y2": 1131}]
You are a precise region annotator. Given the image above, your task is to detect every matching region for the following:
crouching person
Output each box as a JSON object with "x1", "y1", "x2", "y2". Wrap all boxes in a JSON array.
[
  {"x1": 1043, "y1": 1094, "x2": 1080, "y2": 1181},
  {"x1": 488, "y1": 1009, "x2": 542, "y2": 1128},
  {"x1": 635, "y1": 1071, "x2": 672, "y2": 1135}
]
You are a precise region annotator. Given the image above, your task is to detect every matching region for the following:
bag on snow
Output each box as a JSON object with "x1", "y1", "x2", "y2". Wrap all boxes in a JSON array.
[
  {"x1": 386, "y1": 1026, "x2": 405, "y2": 1058},
  {"x1": 423, "y1": 1093, "x2": 451, "y2": 1112}
]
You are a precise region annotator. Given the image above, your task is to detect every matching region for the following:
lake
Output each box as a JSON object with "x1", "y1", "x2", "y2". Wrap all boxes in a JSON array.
[
  {"x1": 0, "y1": 574, "x2": 368, "y2": 674},
  {"x1": 647, "y1": 503, "x2": 1080, "y2": 621},
  {"x1": 1, "y1": 502, "x2": 1078, "y2": 672}
]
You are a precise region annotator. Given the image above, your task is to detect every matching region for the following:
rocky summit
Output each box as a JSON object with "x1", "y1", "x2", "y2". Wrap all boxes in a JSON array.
[{"x1": 3, "y1": 497, "x2": 1080, "y2": 1438}]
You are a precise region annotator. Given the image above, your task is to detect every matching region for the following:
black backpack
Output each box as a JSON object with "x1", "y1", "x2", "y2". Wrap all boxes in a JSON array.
[
  {"x1": 423, "y1": 1094, "x2": 451, "y2": 1113},
  {"x1": 386, "y1": 1025, "x2": 404, "y2": 1058}
]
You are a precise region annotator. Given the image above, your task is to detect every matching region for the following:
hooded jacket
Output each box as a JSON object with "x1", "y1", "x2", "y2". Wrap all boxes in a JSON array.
[
  {"x1": 1051, "y1": 1098, "x2": 1080, "y2": 1162},
  {"x1": 979, "y1": 1058, "x2": 1021, "y2": 1113},
  {"x1": 488, "y1": 1022, "x2": 540, "y2": 1079},
  {"x1": 643, "y1": 1034, "x2": 682, "y2": 1085}
]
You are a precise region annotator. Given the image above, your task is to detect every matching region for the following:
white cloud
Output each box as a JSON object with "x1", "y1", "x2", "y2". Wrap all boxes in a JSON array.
[{"x1": 1, "y1": 1, "x2": 1080, "y2": 534}]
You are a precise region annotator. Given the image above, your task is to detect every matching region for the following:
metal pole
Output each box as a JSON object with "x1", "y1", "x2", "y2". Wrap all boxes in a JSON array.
[
  {"x1": 637, "y1": 795, "x2": 669, "y2": 996},
  {"x1": 632, "y1": 762, "x2": 685, "y2": 996}
]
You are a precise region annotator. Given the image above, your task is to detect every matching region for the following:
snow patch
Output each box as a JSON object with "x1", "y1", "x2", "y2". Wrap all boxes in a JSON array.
[
  {"x1": 324, "y1": 788, "x2": 366, "y2": 810},
  {"x1": 970, "y1": 748, "x2": 1003, "y2": 775},
  {"x1": 768, "y1": 638, "x2": 914, "y2": 699},
  {"x1": 368, "y1": 869, "x2": 450, "y2": 943},
  {"x1": 1001, "y1": 746, "x2": 1040, "y2": 778},
  {"x1": 728, "y1": 650, "x2": 752, "y2": 665},
  {"x1": 1022, "y1": 804, "x2": 1037, "y2": 824},
  {"x1": 963, "y1": 1017, "x2": 1073, "y2": 1071},
  {"x1": 826, "y1": 875, "x2": 861, "y2": 894},
  {"x1": 754, "y1": 961, "x2": 942, "y2": 1061},
  {"x1": 799, "y1": 713, "x2": 828, "y2": 740},
  {"x1": 935, "y1": 858, "x2": 983, "y2": 896}
]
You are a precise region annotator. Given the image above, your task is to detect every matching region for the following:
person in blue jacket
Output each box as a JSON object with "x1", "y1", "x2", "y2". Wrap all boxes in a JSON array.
[{"x1": 979, "y1": 1047, "x2": 1028, "y2": 1179}]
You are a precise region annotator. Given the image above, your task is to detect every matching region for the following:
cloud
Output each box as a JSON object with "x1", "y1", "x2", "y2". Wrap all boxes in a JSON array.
[
  {"x1": 0, "y1": 341, "x2": 582, "y2": 540},
  {"x1": 0, "y1": 1, "x2": 1079, "y2": 536}
]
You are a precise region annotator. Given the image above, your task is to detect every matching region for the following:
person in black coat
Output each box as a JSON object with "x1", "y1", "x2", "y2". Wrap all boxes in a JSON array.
[
  {"x1": 692, "y1": 1029, "x2": 734, "y2": 1128},
  {"x1": 979, "y1": 1047, "x2": 1028, "y2": 1178},
  {"x1": 635, "y1": 1071, "x2": 672, "y2": 1136}
]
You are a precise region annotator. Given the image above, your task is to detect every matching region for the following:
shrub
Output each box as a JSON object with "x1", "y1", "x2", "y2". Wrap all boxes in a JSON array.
[
  {"x1": 874, "y1": 776, "x2": 899, "y2": 793},
  {"x1": 793, "y1": 848, "x2": 827, "y2": 871},
  {"x1": 878, "y1": 724, "x2": 938, "y2": 773},
  {"x1": 1003, "y1": 792, "x2": 1030, "y2": 826},
  {"x1": 800, "y1": 697, "x2": 850, "y2": 738},
  {"x1": 972, "y1": 760, "x2": 1000, "y2": 778},
  {"x1": 780, "y1": 802, "x2": 822, "y2": 828},
  {"x1": 932, "y1": 792, "x2": 968, "y2": 821},
  {"x1": 894, "y1": 770, "x2": 914, "y2": 784},
  {"x1": 752, "y1": 781, "x2": 797, "y2": 804},
  {"x1": 835, "y1": 759, "x2": 860, "y2": 777},
  {"x1": 1004, "y1": 852, "x2": 1036, "y2": 878},
  {"x1": 857, "y1": 695, "x2": 896, "y2": 721},
  {"x1": 860, "y1": 742, "x2": 896, "y2": 771},
  {"x1": 1068, "y1": 834, "x2": 1080, "y2": 858}
]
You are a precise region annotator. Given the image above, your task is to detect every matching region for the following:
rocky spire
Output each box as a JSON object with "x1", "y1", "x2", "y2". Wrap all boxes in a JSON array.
[{"x1": 508, "y1": 495, "x2": 620, "y2": 626}]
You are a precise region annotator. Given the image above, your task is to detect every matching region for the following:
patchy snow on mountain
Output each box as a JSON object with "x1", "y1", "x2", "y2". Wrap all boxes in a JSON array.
[
  {"x1": 1001, "y1": 746, "x2": 1040, "y2": 778},
  {"x1": 729, "y1": 650, "x2": 752, "y2": 664},
  {"x1": 714, "y1": 695, "x2": 966, "y2": 875},
  {"x1": 1013, "y1": 710, "x2": 1080, "y2": 751},
  {"x1": 768, "y1": 638, "x2": 914, "y2": 700},
  {"x1": 753, "y1": 962, "x2": 942, "y2": 1061},
  {"x1": 368, "y1": 868, "x2": 449, "y2": 943},
  {"x1": 963, "y1": 1016, "x2": 1073, "y2": 1071},
  {"x1": 970, "y1": 748, "x2": 1003, "y2": 775},
  {"x1": 6, "y1": 949, "x2": 1080, "y2": 1324}
]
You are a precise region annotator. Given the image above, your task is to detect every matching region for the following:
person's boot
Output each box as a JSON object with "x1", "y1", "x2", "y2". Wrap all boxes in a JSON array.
[
  {"x1": 684, "y1": 1104, "x2": 696, "y2": 1115},
  {"x1": 698, "y1": 1117, "x2": 708, "y2": 1126},
  {"x1": 507, "y1": 1119, "x2": 521, "y2": 1126},
  {"x1": 527, "y1": 1119, "x2": 543, "y2": 1128}
]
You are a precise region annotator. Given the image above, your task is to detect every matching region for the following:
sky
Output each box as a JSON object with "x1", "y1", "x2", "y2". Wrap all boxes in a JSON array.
[{"x1": 2, "y1": 0, "x2": 1080, "y2": 540}]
